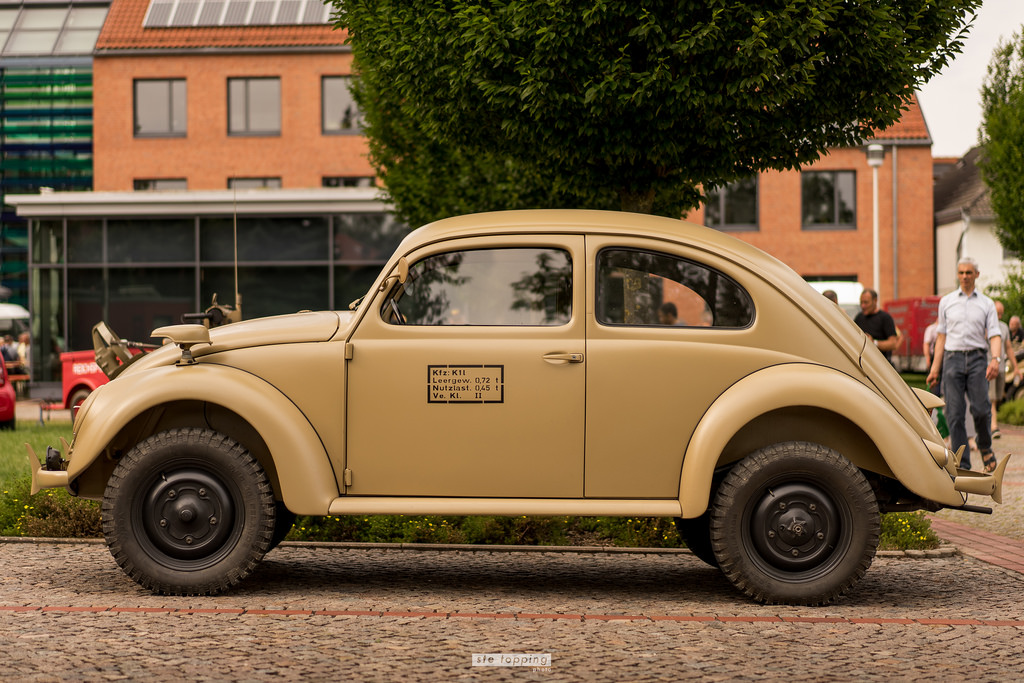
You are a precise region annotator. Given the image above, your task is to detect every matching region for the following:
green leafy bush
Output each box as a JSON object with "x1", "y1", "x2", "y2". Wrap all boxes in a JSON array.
[
  {"x1": 0, "y1": 477, "x2": 101, "y2": 538},
  {"x1": 878, "y1": 511, "x2": 939, "y2": 550},
  {"x1": 997, "y1": 398, "x2": 1024, "y2": 426}
]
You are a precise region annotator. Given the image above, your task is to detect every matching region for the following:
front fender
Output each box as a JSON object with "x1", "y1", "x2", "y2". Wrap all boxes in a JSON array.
[
  {"x1": 67, "y1": 364, "x2": 340, "y2": 515},
  {"x1": 678, "y1": 364, "x2": 963, "y2": 518}
]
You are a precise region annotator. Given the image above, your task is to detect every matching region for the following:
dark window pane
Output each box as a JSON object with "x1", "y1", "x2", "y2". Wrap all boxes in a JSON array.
[
  {"x1": 322, "y1": 76, "x2": 362, "y2": 133},
  {"x1": 31, "y1": 220, "x2": 63, "y2": 264},
  {"x1": 202, "y1": 265, "x2": 329, "y2": 319},
  {"x1": 724, "y1": 176, "x2": 757, "y2": 225},
  {"x1": 228, "y1": 79, "x2": 247, "y2": 132},
  {"x1": 67, "y1": 220, "x2": 102, "y2": 264},
  {"x1": 334, "y1": 213, "x2": 408, "y2": 262},
  {"x1": 67, "y1": 267, "x2": 103, "y2": 351},
  {"x1": 802, "y1": 173, "x2": 835, "y2": 225},
  {"x1": 802, "y1": 171, "x2": 856, "y2": 228},
  {"x1": 228, "y1": 177, "x2": 281, "y2": 189},
  {"x1": 323, "y1": 176, "x2": 374, "y2": 188},
  {"x1": 135, "y1": 79, "x2": 186, "y2": 136},
  {"x1": 228, "y1": 77, "x2": 280, "y2": 134},
  {"x1": 596, "y1": 249, "x2": 753, "y2": 328},
  {"x1": 836, "y1": 172, "x2": 856, "y2": 225},
  {"x1": 134, "y1": 178, "x2": 187, "y2": 191},
  {"x1": 335, "y1": 265, "x2": 383, "y2": 309},
  {"x1": 107, "y1": 268, "x2": 196, "y2": 343},
  {"x1": 706, "y1": 177, "x2": 757, "y2": 230},
  {"x1": 391, "y1": 248, "x2": 572, "y2": 326},
  {"x1": 201, "y1": 216, "x2": 327, "y2": 262},
  {"x1": 107, "y1": 219, "x2": 195, "y2": 263},
  {"x1": 248, "y1": 78, "x2": 280, "y2": 132}
]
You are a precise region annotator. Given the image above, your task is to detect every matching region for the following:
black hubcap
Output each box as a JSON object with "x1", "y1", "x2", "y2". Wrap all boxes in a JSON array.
[
  {"x1": 749, "y1": 482, "x2": 840, "y2": 572},
  {"x1": 141, "y1": 469, "x2": 235, "y2": 561}
]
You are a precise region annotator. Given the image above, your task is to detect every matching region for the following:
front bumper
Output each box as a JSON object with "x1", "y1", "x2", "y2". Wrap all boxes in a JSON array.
[{"x1": 25, "y1": 442, "x2": 71, "y2": 495}]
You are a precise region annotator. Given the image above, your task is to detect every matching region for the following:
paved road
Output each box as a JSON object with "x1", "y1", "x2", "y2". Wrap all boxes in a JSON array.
[
  {"x1": 6, "y1": 404, "x2": 1024, "y2": 680},
  {"x1": 1, "y1": 541, "x2": 1023, "y2": 681}
]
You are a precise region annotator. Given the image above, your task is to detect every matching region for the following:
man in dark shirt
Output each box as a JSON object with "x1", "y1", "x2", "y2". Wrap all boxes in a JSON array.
[{"x1": 854, "y1": 289, "x2": 899, "y2": 361}]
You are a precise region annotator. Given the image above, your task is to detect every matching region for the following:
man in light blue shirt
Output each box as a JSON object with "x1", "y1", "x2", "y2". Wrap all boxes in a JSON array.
[{"x1": 926, "y1": 257, "x2": 1003, "y2": 471}]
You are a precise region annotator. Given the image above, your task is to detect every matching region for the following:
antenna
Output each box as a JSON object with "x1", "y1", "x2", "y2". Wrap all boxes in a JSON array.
[{"x1": 233, "y1": 184, "x2": 242, "y2": 317}]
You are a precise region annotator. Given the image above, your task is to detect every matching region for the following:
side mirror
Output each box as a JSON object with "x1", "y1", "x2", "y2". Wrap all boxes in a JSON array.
[{"x1": 378, "y1": 257, "x2": 410, "y2": 293}]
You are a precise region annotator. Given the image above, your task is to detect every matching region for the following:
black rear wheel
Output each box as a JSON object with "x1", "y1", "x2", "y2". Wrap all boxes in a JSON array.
[
  {"x1": 710, "y1": 441, "x2": 879, "y2": 605},
  {"x1": 673, "y1": 512, "x2": 717, "y2": 567},
  {"x1": 101, "y1": 428, "x2": 275, "y2": 595}
]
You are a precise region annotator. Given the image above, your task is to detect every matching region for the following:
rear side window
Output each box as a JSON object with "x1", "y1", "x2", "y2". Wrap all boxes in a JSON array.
[
  {"x1": 386, "y1": 247, "x2": 572, "y2": 326},
  {"x1": 596, "y1": 248, "x2": 753, "y2": 328}
]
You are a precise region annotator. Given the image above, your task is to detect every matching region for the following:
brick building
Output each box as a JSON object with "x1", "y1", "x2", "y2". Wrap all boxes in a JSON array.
[
  {"x1": 687, "y1": 97, "x2": 935, "y2": 305},
  {"x1": 92, "y1": 0, "x2": 373, "y2": 190}
]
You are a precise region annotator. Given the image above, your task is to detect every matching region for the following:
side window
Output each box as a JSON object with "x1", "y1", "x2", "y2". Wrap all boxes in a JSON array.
[
  {"x1": 386, "y1": 248, "x2": 572, "y2": 326},
  {"x1": 596, "y1": 249, "x2": 753, "y2": 328}
]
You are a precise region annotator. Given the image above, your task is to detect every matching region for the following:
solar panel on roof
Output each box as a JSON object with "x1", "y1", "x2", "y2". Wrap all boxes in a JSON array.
[
  {"x1": 275, "y1": 0, "x2": 299, "y2": 24},
  {"x1": 171, "y1": 0, "x2": 200, "y2": 26},
  {"x1": 143, "y1": 0, "x2": 331, "y2": 27},
  {"x1": 222, "y1": 0, "x2": 249, "y2": 25},
  {"x1": 196, "y1": 0, "x2": 224, "y2": 24},
  {"x1": 301, "y1": 0, "x2": 324, "y2": 24},
  {"x1": 145, "y1": 1, "x2": 173, "y2": 27},
  {"x1": 250, "y1": 1, "x2": 273, "y2": 24}
]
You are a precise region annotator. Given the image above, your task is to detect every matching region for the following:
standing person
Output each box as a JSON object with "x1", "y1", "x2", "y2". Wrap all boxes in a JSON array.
[
  {"x1": 926, "y1": 258, "x2": 1002, "y2": 472},
  {"x1": 1009, "y1": 315, "x2": 1023, "y2": 348},
  {"x1": 990, "y1": 300, "x2": 1021, "y2": 438},
  {"x1": 854, "y1": 289, "x2": 899, "y2": 361}
]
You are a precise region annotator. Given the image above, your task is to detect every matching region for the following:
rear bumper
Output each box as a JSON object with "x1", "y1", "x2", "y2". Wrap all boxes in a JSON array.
[{"x1": 952, "y1": 454, "x2": 1011, "y2": 504}]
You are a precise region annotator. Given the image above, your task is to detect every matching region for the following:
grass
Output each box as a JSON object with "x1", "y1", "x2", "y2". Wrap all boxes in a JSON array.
[
  {"x1": 900, "y1": 373, "x2": 929, "y2": 392},
  {"x1": 0, "y1": 422, "x2": 939, "y2": 550},
  {"x1": 0, "y1": 421, "x2": 73, "y2": 486}
]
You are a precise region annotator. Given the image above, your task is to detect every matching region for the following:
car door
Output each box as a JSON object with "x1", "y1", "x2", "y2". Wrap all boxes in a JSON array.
[
  {"x1": 584, "y1": 237, "x2": 762, "y2": 499},
  {"x1": 345, "y1": 235, "x2": 586, "y2": 498}
]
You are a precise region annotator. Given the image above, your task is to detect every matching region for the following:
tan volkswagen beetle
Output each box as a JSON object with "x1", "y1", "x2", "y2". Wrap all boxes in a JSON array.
[{"x1": 28, "y1": 209, "x2": 1008, "y2": 605}]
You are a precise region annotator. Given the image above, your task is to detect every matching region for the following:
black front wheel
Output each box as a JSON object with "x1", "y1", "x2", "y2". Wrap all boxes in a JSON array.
[
  {"x1": 101, "y1": 428, "x2": 276, "y2": 595},
  {"x1": 709, "y1": 442, "x2": 879, "y2": 605}
]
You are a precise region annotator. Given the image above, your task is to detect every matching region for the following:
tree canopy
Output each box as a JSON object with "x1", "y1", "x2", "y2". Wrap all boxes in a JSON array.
[
  {"x1": 979, "y1": 30, "x2": 1024, "y2": 258},
  {"x1": 334, "y1": 1, "x2": 981, "y2": 226}
]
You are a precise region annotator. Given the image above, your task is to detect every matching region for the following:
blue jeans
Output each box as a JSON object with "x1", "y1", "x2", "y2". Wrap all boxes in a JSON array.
[{"x1": 942, "y1": 350, "x2": 992, "y2": 468}]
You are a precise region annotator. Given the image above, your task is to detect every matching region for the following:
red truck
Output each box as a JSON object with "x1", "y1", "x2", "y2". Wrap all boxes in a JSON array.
[
  {"x1": 59, "y1": 350, "x2": 109, "y2": 412},
  {"x1": 884, "y1": 296, "x2": 941, "y2": 373}
]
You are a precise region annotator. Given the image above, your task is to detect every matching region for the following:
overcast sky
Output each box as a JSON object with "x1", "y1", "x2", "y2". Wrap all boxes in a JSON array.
[{"x1": 916, "y1": 0, "x2": 1024, "y2": 158}]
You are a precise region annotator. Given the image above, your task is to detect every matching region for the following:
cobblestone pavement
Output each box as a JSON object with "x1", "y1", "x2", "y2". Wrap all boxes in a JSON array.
[
  {"x1": 8, "y1": 405, "x2": 1024, "y2": 680},
  {"x1": 2, "y1": 541, "x2": 1024, "y2": 681}
]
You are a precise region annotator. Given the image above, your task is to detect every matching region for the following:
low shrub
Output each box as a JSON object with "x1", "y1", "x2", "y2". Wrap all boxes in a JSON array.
[
  {"x1": 997, "y1": 398, "x2": 1024, "y2": 426},
  {"x1": 0, "y1": 477, "x2": 101, "y2": 538},
  {"x1": 878, "y1": 511, "x2": 939, "y2": 550}
]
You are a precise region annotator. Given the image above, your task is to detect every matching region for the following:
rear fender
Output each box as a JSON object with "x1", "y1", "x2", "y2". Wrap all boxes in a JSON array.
[
  {"x1": 679, "y1": 364, "x2": 963, "y2": 518},
  {"x1": 67, "y1": 364, "x2": 339, "y2": 515}
]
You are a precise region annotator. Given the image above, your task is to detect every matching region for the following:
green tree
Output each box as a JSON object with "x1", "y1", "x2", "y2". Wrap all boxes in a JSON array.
[
  {"x1": 334, "y1": 1, "x2": 981, "y2": 226},
  {"x1": 979, "y1": 30, "x2": 1024, "y2": 257}
]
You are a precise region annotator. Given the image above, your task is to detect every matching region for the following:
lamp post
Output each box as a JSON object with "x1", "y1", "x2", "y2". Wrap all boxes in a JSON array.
[{"x1": 865, "y1": 144, "x2": 886, "y2": 300}]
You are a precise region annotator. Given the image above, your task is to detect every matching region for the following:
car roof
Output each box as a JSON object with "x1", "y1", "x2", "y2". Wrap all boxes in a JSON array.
[{"x1": 400, "y1": 209, "x2": 793, "y2": 287}]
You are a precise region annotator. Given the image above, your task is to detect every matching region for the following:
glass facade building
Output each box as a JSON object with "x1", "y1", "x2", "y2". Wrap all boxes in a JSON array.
[
  {"x1": 0, "y1": 1, "x2": 109, "y2": 309},
  {"x1": 12, "y1": 189, "x2": 406, "y2": 381}
]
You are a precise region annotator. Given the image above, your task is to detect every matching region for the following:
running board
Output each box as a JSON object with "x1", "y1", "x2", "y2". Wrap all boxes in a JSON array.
[{"x1": 327, "y1": 497, "x2": 683, "y2": 517}]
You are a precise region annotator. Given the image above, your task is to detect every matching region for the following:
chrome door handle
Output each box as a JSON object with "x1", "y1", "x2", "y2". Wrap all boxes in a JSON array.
[{"x1": 543, "y1": 352, "x2": 584, "y2": 364}]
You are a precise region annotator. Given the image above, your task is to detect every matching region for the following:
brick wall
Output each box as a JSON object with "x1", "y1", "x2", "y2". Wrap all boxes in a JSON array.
[
  {"x1": 686, "y1": 143, "x2": 935, "y2": 301},
  {"x1": 93, "y1": 51, "x2": 373, "y2": 191}
]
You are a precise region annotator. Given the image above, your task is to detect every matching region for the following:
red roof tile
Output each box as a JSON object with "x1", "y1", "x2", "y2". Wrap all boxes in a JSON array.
[
  {"x1": 871, "y1": 94, "x2": 931, "y2": 141},
  {"x1": 96, "y1": 0, "x2": 348, "y2": 50}
]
